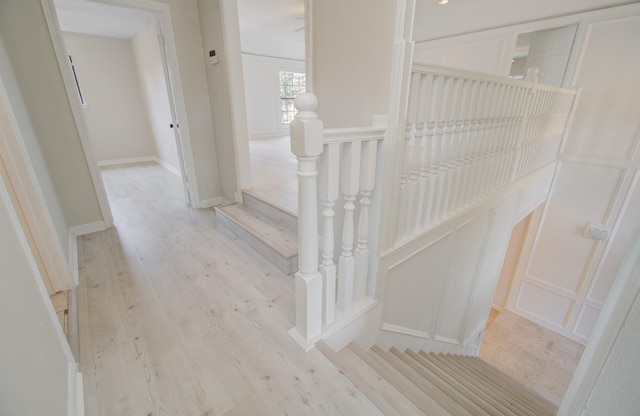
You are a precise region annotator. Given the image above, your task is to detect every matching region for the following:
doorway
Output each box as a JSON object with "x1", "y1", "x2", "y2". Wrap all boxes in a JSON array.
[
  {"x1": 235, "y1": 0, "x2": 305, "y2": 212},
  {"x1": 46, "y1": 0, "x2": 197, "y2": 217},
  {"x1": 480, "y1": 207, "x2": 585, "y2": 406}
]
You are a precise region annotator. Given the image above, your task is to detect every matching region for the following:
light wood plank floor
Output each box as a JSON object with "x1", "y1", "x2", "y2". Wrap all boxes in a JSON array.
[
  {"x1": 79, "y1": 163, "x2": 382, "y2": 415},
  {"x1": 248, "y1": 136, "x2": 297, "y2": 213}
]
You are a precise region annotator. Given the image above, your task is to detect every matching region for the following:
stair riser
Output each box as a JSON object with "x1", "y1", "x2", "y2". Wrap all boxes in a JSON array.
[
  {"x1": 243, "y1": 191, "x2": 297, "y2": 233},
  {"x1": 216, "y1": 209, "x2": 298, "y2": 274}
]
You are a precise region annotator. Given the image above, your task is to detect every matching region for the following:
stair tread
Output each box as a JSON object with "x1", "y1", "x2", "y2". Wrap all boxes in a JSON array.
[
  {"x1": 356, "y1": 345, "x2": 452, "y2": 416},
  {"x1": 419, "y1": 352, "x2": 526, "y2": 416},
  {"x1": 441, "y1": 354, "x2": 557, "y2": 416},
  {"x1": 406, "y1": 350, "x2": 516, "y2": 416},
  {"x1": 316, "y1": 342, "x2": 423, "y2": 416},
  {"x1": 466, "y1": 355, "x2": 558, "y2": 413},
  {"x1": 323, "y1": 342, "x2": 559, "y2": 416},
  {"x1": 215, "y1": 202, "x2": 297, "y2": 259},
  {"x1": 393, "y1": 348, "x2": 493, "y2": 416},
  {"x1": 370, "y1": 346, "x2": 473, "y2": 416}
]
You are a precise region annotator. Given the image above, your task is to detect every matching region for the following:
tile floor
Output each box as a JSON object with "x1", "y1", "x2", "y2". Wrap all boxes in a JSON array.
[{"x1": 480, "y1": 309, "x2": 585, "y2": 406}]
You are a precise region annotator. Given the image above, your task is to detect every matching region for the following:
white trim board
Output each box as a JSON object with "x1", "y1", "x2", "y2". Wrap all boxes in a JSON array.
[
  {"x1": 97, "y1": 156, "x2": 156, "y2": 167},
  {"x1": 200, "y1": 197, "x2": 230, "y2": 209},
  {"x1": 97, "y1": 156, "x2": 182, "y2": 178},
  {"x1": 68, "y1": 221, "x2": 106, "y2": 286}
]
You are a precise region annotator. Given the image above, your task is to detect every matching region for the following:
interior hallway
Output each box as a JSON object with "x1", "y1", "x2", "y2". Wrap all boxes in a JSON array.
[
  {"x1": 481, "y1": 309, "x2": 584, "y2": 406},
  {"x1": 78, "y1": 162, "x2": 381, "y2": 415}
]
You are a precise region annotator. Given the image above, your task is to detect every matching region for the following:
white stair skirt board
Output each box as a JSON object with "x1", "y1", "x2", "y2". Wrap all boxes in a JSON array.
[{"x1": 215, "y1": 194, "x2": 298, "y2": 275}]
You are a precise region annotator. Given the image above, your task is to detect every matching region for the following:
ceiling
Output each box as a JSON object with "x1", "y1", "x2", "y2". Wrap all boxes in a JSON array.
[
  {"x1": 236, "y1": 0, "x2": 305, "y2": 61},
  {"x1": 53, "y1": 0, "x2": 305, "y2": 61}
]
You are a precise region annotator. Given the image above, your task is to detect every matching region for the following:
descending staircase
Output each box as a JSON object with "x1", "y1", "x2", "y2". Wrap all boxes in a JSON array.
[
  {"x1": 215, "y1": 190, "x2": 298, "y2": 274},
  {"x1": 318, "y1": 342, "x2": 558, "y2": 416}
]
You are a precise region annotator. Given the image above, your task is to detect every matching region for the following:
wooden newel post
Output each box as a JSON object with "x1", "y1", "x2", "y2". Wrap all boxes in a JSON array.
[{"x1": 288, "y1": 92, "x2": 324, "y2": 351}]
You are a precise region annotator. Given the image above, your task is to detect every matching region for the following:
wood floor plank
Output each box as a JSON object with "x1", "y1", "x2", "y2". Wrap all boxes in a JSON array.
[{"x1": 78, "y1": 163, "x2": 382, "y2": 415}]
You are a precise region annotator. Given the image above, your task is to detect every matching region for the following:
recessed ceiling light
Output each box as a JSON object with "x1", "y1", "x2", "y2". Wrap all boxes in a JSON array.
[{"x1": 438, "y1": 0, "x2": 449, "y2": 4}]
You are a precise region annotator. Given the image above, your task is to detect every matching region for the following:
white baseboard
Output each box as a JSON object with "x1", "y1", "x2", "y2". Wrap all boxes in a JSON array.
[
  {"x1": 97, "y1": 156, "x2": 182, "y2": 179},
  {"x1": 200, "y1": 197, "x2": 230, "y2": 208},
  {"x1": 155, "y1": 157, "x2": 182, "y2": 178},
  {"x1": 491, "y1": 303, "x2": 504, "y2": 312},
  {"x1": 249, "y1": 131, "x2": 289, "y2": 140},
  {"x1": 69, "y1": 221, "x2": 106, "y2": 237},
  {"x1": 97, "y1": 156, "x2": 156, "y2": 167}
]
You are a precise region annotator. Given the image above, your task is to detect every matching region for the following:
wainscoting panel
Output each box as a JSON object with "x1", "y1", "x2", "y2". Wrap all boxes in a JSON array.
[
  {"x1": 526, "y1": 162, "x2": 625, "y2": 293},
  {"x1": 434, "y1": 210, "x2": 493, "y2": 343},
  {"x1": 382, "y1": 233, "x2": 453, "y2": 339}
]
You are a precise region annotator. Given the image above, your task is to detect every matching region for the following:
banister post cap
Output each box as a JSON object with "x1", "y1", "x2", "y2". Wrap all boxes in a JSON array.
[
  {"x1": 291, "y1": 92, "x2": 323, "y2": 157},
  {"x1": 294, "y1": 92, "x2": 318, "y2": 115}
]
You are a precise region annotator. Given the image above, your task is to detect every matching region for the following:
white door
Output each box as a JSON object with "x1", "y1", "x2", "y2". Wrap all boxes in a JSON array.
[{"x1": 156, "y1": 18, "x2": 192, "y2": 206}]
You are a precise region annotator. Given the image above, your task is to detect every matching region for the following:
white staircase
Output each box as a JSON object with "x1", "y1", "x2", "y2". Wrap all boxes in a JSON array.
[
  {"x1": 215, "y1": 190, "x2": 298, "y2": 275},
  {"x1": 318, "y1": 342, "x2": 558, "y2": 416}
]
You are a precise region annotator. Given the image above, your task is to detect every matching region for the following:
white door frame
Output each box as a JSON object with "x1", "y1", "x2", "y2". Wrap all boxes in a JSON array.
[
  {"x1": 220, "y1": 0, "x2": 251, "y2": 200},
  {"x1": 40, "y1": 0, "x2": 202, "y2": 210}
]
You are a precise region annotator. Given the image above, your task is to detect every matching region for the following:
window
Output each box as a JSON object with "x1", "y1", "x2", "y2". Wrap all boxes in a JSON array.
[
  {"x1": 279, "y1": 71, "x2": 305, "y2": 124},
  {"x1": 67, "y1": 55, "x2": 86, "y2": 106}
]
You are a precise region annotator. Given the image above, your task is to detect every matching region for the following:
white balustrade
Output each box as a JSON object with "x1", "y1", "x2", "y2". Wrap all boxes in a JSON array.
[
  {"x1": 394, "y1": 64, "x2": 578, "y2": 245},
  {"x1": 290, "y1": 64, "x2": 576, "y2": 349},
  {"x1": 290, "y1": 93, "x2": 387, "y2": 350}
]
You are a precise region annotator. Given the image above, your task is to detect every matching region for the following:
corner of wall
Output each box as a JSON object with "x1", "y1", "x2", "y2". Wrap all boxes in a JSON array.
[{"x1": 68, "y1": 221, "x2": 106, "y2": 286}]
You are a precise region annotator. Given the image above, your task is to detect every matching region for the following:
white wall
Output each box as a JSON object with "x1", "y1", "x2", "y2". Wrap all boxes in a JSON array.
[
  {"x1": 131, "y1": 19, "x2": 181, "y2": 172},
  {"x1": 584, "y1": 285, "x2": 640, "y2": 415},
  {"x1": 313, "y1": 0, "x2": 396, "y2": 127},
  {"x1": 0, "y1": 35, "x2": 70, "y2": 261},
  {"x1": 413, "y1": 0, "x2": 637, "y2": 42},
  {"x1": 510, "y1": 10, "x2": 640, "y2": 344},
  {"x1": 413, "y1": 35, "x2": 513, "y2": 75},
  {"x1": 0, "y1": 174, "x2": 78, "y2": 416},
  {"x1": 196, "y1": 0, "x2": 238, "y2": 202},
  {"x1": 408, "y1": 2, "x2": 640, "y2": 344},
  {"x1": 377, "y1": 167, "x2": 556, "y2": 354},
  {"x1": 0, "y1": 0, "x2": 103, "y2": 229},
  {"x1": 242, "y1": 53, "x2": 304, "y2": 139},
  {"x1": 164, "y1": 0, "x2": 222, "y2": 204},
  {"x1": 63, "y1": 32, "x2": 158, "y2": 164}
]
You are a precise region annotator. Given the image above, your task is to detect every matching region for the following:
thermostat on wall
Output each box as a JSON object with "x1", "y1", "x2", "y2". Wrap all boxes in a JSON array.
[
  {"x1": 209, "y1": 49, "x2": 219, "y2": 65},
  {"x1": 584, "y1": 222, "x2": 609, "y2": 241}
]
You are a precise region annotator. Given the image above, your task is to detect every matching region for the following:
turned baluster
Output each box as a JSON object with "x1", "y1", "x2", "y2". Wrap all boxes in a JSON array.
[
  {"x1": 337, "y1": 141, "x2": 361, "y2": 314},
  {"x1": 354, "y1": 140, "x2": 378, "y2": 303},
  {"x1": 318, "y1": 142, "x2": 340, "y2": 326}
]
